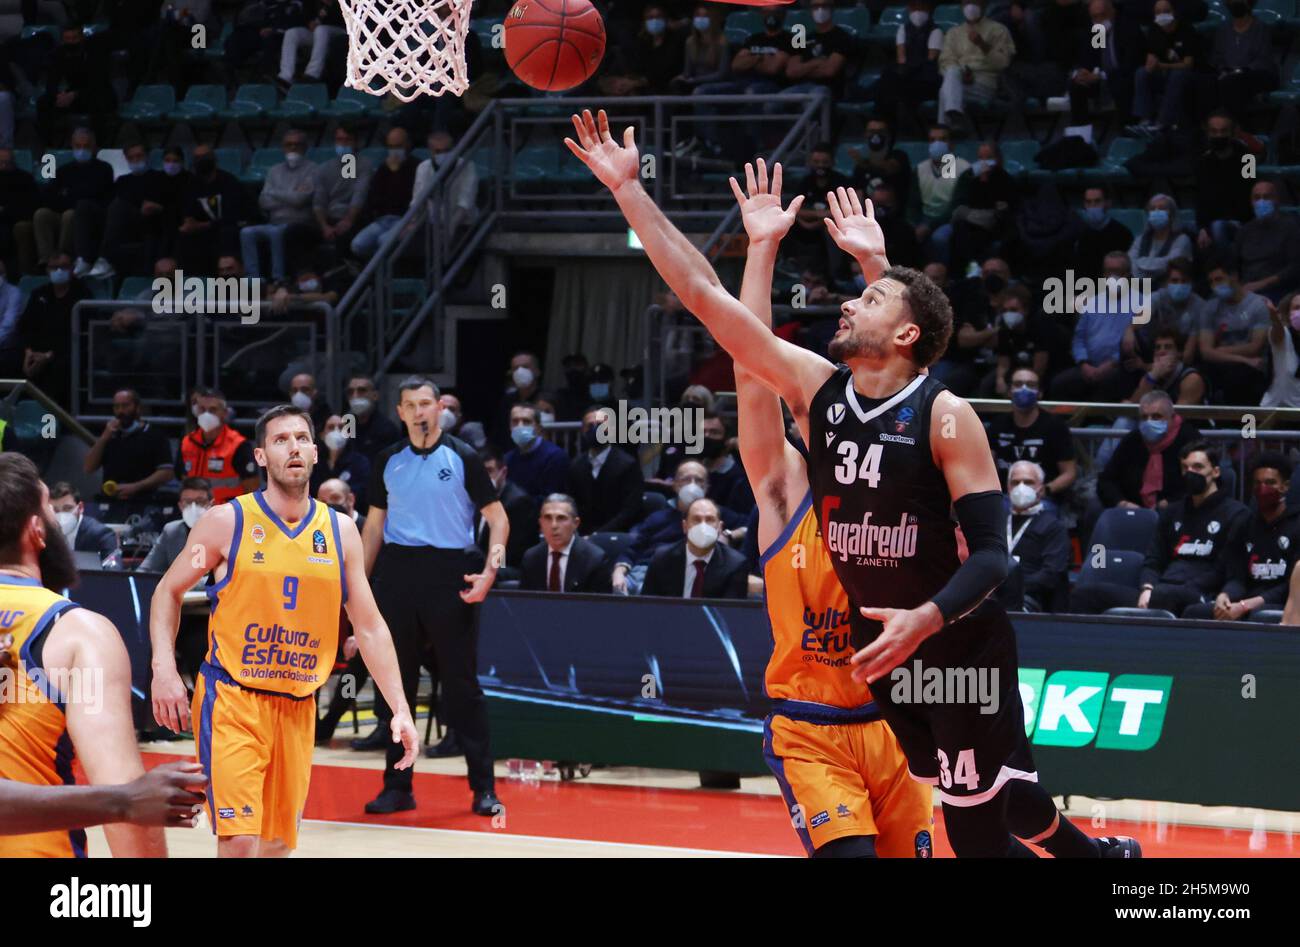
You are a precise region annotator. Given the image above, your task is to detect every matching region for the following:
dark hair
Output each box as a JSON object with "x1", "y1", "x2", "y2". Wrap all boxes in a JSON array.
[
  {"x1": 1153, "y1": 326, "x2": 1185, "y2": 350},
  {"x1": 0, "y1": 454, "x2": 45, "y2": 564},
  {"x1": 1205, "y1": 250, "x2": 1238, "y2": 278},
  {"x1": 811, "y1": 141, "x2": 833, "y2": 157},
  {"x1": 1248, "y1": 450, "x2": 1293, "y2": 483},
  {"x1": 49, "y1": 481, "x2": 80, "y2": 503},
  {"x1": 114, "y1": 387, "x2": 140, "y2": 404},
  {"x1": 1166, "y1": 256, "x2": 1194, "y2": 280},
  {"x1": 510, "y1": 401, "x2": 539, "y2": 424},
  {"x1": 479, "y1": 445, "x2": 505, "y2": 466},
  {"x1": 255, "y1": 404, "x2": 314, "y2": 448},
  {"x1": 1084, "y1": 183, "x2": 1111, "y2": 200},
  {"x1": 883, "y1": 266, "x2": 953, "y2": 368},
  {"x1": 1179, "y1": 439, "x2": 1219, "y2": 468},
  {"x1": 397, "y1": 374, "x2": 439, "y2": 398},
  {"x1": 180, "y1": 476, "x2": 213, "y2": 497}
]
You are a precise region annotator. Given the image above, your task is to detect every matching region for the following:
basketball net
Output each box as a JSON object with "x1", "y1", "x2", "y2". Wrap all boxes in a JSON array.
[{"x1": 339, "y1": 0, "x2": 473, "y2": 101}]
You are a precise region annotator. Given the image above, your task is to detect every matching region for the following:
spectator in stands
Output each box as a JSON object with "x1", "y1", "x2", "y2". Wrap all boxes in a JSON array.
[
  {"x1": 613, "y1": 460, "x2": 723, "y2": 593},
  {"x1": 849, "y1": 115, "x2": 912, "y2": 210},
  {"x1": 1185, "y1": 451, "x2": 1300, "y2": 620},
  {"x1": 438, "y1": 391, "x2": 487, "y2": 448},
  {"x1": 1199, "y1": 253, "x2": 1271, "y2": 404},
  {"x1": 16, "y1": 251, "x2": 85, "y2": 406},
  {"x1": 984, "y1": 283, "x2": 1052, "y2": 395},
  {"x1": 932, "y1": 256, "x2": 1004, "y2": 395},
  {"x1": 948, "y1": 140, "x2": 1016, "y2": 271},
  {"x1": 1147, "y1": 257, "x2": 1204, "y2": 365},
  {"x1": 780, "y1": 0, "x2": 854, "y2": 105},
  {"x1": 139, "y1": 477, "x2": 214, "y2": 576},
  {"x1": 1067, "y1": 0, "x2": 1141, "y2": 127},
  {"x1": 313, "y1": 125, "x2": 371, "y2": 260},
  {"x1": 599, "y1": 5, "x2": 686, "y2": 96},
  {"x1": 702, "y1": 412, "x2": 754, "y2": 516},
  {"x1": 175, "y1": 387, "x2": 259, "y2": 504},
  {"x1": 640, "y1": 496, "x2": 748, "y2": 598},
  {"x1": 94, "y1": 142, "x2": 172, "y2": 279},
  {"x1": 1263, "y1": 292, "x2": 1300, "y2": 407},
  {"x1": 650, "y1": 384, "x2": 716, "y2": 482},
  {"x1": 1126, "y1": 326, "x2": 1207, "y2": 405},
  {"x1": 1194, "y1": 111, "x2": 1255, "y2": 254},
  {"x1": 344, "y1": 374, "x2": 402, "y2": 463},
  {"x1": 505, "y1": 402, "x2": 568, "y2": 501},
  {"x1": 0, "y1": 259, "x2": 22, "y2": 375},
  {"x1": 224, "y1": 0, "x2": 311, "y2": 93},
  {"x1": 870, "y1": 0, "x2": 943, "y2": 128},
  {"x1": 566, "y1": 406, "x2": 644, "y2": 534},
  {"x1": 0, "y1": 147, "x2": 39, "y2": 274},
  {"x1": 280, "y1": 0, "x2": 346, "y2": 85},
  {"x1": 1234, "y1": 180, "x2": 1300, "y2": 304},
  {"x1": 408, "y1": 129, "x2": 479, "y2": 237},
  {"x1": 1072, "y1": 441, "x2": 1249, "y2": 615},
  {"x1": 318, "y1": 476, "x2": 364, "y2": 530},
  {"x1": 1209, "y1": 0, "x2": 1278, "y2": 120},
  {"x1": 83, "y1": 388, "x2": 174, "y2": 503},
  {"x1": 521, "y1": 493, "x2": 612, "y2": 593},
  {"x1": 555, "y1": 353, "x2": 592, "y2": 422},
  {"x1": 38, "y1": 23, "x2": 114, "y2": 143},
  {"x1": 938, "y1": 0, "x2": 1015, "y2": 136},
  {"x1": 177, "y1": 144, "x2": 244, "y2": 277},
  {"x1": 915, "y1": 123, "x2": 969, "y2": 264},
  {"x1": 1096, "y1": 389, "x2": 1201, "y2": 509},
  {"x1": 986, "y1": 366, "x2": 1078, "y2": 500},
  {"x1": 491, "y1": 351, "x2": 543, "y2": 450},
  {"x1": 1129, "y1": 193, "x2": 1192, "y2": 282},
  {"x1": 1127, "y1": 0, "x2": 1197, "y2": 136},
  {"x1": 1074, "y1": 185, "x2": 1134, "y2": 279},
  {"x1": 863, "y1": 181, "x2": 921, "y2": 268},
  {"x1": 241, "y1": 129, "x2": 318, "y2": 282},
  {"x1": 49, "y1": 481, "x2": 119, "y2": 560},
  {"x1": 32, "y1": 127, "x2": 113, "y2": 279},
  {"x1": 669, "y1": 5, "x2": 729, "y2": 96},
  {"x1": 350, "y1": 127, "x2": 416, "y2": 260},
  {"x1": 286, "y1": 372, "x2": 332, "y2": 431},
  {"x1": 716, "y1": 8, "x2": 792, "y2": 98},
  {"x1": 1050, "y1": 251, "x2": 1139, "y2": 402},
  {"x1": 787, "y1": 142, "x2": 852, "y2": 271},
  {"x1": 268, "y1": 266, "x2": 339, "y2": 314},
  {"x1": 308, "y1": 413, "x2": 370, "y2": 512},
  {"x1": 1004, "y1": 460, "x2": 1070, "y2": 611},
  {"x1": 145, "y1": 1, "x2": 218, "y2": 90},
  {"x1": 477, "y1": 445, "x2": 537, "y2": 569},
  {"x1": 1005, "y1": 0, "x2": 1087, "y2": 111}
]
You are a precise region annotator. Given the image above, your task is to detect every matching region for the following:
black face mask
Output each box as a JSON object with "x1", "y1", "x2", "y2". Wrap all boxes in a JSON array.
[
  {"x1": 581, "y1": 426, "x2": 600, "y2": 451},
  {"x1": 566, "y1": 370, "x2": 588, "y2": 391},
  {"x1": 194, "y1": 155, "x2": 216, "y2": 176},
  {"x1": 983, "y1": 273, "x2": 1006, "y2": 295},
  {"x1": 39, "y1": 514, "x2": 79, "y2": 593},
  {"x1": 1209, "y1": 136, "x2": 1232, "y2": 153},
  {"x1": 700, "y1": 436, "x2": 726, "y2": 459},
  {"x1": 1184, "y1": 471, "x2": 1209, "y2": 496}
]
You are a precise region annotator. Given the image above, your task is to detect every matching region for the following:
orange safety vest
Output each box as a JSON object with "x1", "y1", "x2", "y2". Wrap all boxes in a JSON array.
[{"x1": 180, "y1": 425, "x2": 252, "y2": 503}]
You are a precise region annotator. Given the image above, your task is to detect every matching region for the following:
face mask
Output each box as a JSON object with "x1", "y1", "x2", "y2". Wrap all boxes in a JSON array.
[
  {"x1": 1213, "y1": 283, "x2": 1234, "y2": 300},
  {"x1": 290, "y1": 391, "x2": 312, "y2": 410},
  {"x1": 589, "y1": 382, "x2": 611, "y2": 400},
  {"x1": 196, "y1": 410, "x2": 221, "y2": 433},
  {"x1": 1254, "y1": 199, "x2": 1275, "y2": 219},
  {"x1": 812, "y1": 8, "x2": 832, "y2": 24},
  {"x1": 1139, "y1": 419, "x2": 1168, "y2": 442},
  {"x1": 284, "y1": 151, "x2": 303, "y2": 168},
  {"x1": 983, "y1": 273, "x2": 1005, "y2": 295},
  {"x1": 439, "y1": 409, "x2": 457, "y2": 430},
  {"x1": 1154, "y1": 12, "x2": 1175, "y2": 26},
  {"x1": 1184, "y1": 470, "x2": 1209, "y2": 496},
  {"x1": 963, "y1": 3, "x2": 982, "y2": 21},
  {"x1": 928, "y1": 140, "x2": 947, "y2": 162},
  {"x1": 867, "y1": 133, "x2": 886, "y2": 152},
  {"x1": 539, "y1": 410, "x2": 556, "y2": 425},
  {"x1": 645, "y1": 18, "x2": 666, "y2": 34},
  {"x1": 687, "y1": 522, "x2": 719, "y2": 549},
  {"x1": 1083, "y1": 205, "x2": 1108, "y2": 228},
  {"x1": 298, "y1": 279, "x2": 321, "y2": 293},
  {"x1": 1147, "y1": 209, "x2": 1169, "y2": 230},
  {"x1": 1290, "y1": 309, "x2": 1300, "y2": 331},
  {"x1": 910, "y1": 10, "x2": 930, "y2": 27},
  {"x1": 48, "y1": 267, "x2": 70, "y2": 285},
  {"x1": 1209, "y1": 136, "x2": 1232, "y2": 153},
  {"x1": 511, "y1": 425, "x2": 536, "y2": 448},
  {"x1": 349, "y1": 397, "x2": 373, "y2": 415},
  {"x1": 1010, "y1": 386, "x2": 1038, "y2": 410},
  {"x1": 693, "y1": 15, "x2": 711, "y2": 31},
  {"x1": 56, "y1": 511, "x2": 79, "y2": 536},
  {"x1": 678, "y1": 481, "x2": 706, "y2": 507},
  {"x1": 324, "y1": 430, "x2": 348, "y2": 452},
  {"x1": 1256, "y1": 483, "x2": 1283, "y2": 513},
  {"x1": 973, "y1": 159, "x2": 995, "y2": 176},
  {"x1": 582, "y1": 426, "x2": 601, "y2": 450},
  {"x1": 181, "y1": 503, "x2": 207, "y2": 529},
  {"x1": 163, "y1": 160, "x2": 182, "y2": 176},
  {"x1": 1167, "y1": 282, "x2": 1192, "y2": 302},
  {"x1": 128, "y1": 160, "x2": 148, "y2": 174},
  {"x1": 194, "y1": 155, "x2": 216, "y2": 176},
  {"x1": 701, "y1": 437, "x2": 726, "y2": 459},
  {"x1": 1001, "y1": 310, "x2": 1024, "y2": 330},
  {"x1": 72, "y1": 148, "x2": 91, "y2": 163},
  {"x1": 118, "y1": 417, "x2": 142, "y2": 434},
  {"x1": 1009, "y1": 484, "x2": 1038, "y2": 509},
  {"x1": 387, "y1": 148, "x2": 407, "y2": 162},
  {"x1": 512, "y1": 366, "x2": 535, "y2": 389},
  {"x1": 335, "y1": 144, "x2": 352, "y2": 157}
]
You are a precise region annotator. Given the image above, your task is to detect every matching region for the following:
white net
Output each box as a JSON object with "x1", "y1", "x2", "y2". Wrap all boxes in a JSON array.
[{"x1": 339, "y1": 0, "x2": 473, "y2": 102}]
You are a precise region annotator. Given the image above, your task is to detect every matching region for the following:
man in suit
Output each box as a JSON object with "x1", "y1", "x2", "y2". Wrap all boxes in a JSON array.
[
  {"x1": 1067, "y1": 0, "x2": 1142, "y2": 126},
  {"x1": 1002, "y1": 461, "x2": 1071, "y2": 612},
  {"x1": 318, "y1": 477, "x2": 366, "y2": 532},
  {"x1": 477, "y1": 447, "x2": 538, "y2": 570},
  {"x1": 566, "y1": 406, "x2": 644, "y2": 535},
  {"x1": 48, "y1": 481, "x2": 118, "y2": 560},
  {"x1": 139, "y1": 478, "x2": 214, "y2": 576},
  {"x1": 641, "y1": 497, "x2": 749, "y2": 599},
  {"x1": 521, "y1": 494, "x2": 613, "y2": 593}
]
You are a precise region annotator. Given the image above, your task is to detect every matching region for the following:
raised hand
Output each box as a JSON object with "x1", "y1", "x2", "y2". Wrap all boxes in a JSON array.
[
  {"x1": 825, "y1": 187, "x2": 888, "y2": 278},
  {"x1": 565, "y1": 109, "x2": 641, "y2": 194},
  {"x1": 728, "y1": 158, "x2": 803, "y2": 247}
]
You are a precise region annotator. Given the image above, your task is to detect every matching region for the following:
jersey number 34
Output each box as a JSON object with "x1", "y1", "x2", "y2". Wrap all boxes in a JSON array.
[{"x1": 834, "y1": 442, "x2": 883, "y2": 487}]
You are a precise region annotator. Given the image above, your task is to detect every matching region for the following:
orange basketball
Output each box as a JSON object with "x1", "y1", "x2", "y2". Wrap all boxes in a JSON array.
[{"x1": 504, "y1": 0, "x2": 606, "y2": 92}]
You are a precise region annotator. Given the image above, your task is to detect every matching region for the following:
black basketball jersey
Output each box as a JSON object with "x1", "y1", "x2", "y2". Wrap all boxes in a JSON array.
[{"x1": 807, "y1": 366, "x2": 961, "y2": 615}]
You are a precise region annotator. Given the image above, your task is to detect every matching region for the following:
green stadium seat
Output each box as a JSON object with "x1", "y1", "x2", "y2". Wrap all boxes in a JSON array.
[
  {"x1": 933, "y1": 4, "x2": 963, "y2": 29},
  {"x1": 323, "y1": 86, "x2": 383, "y2": 119},
  {"x1": 1269, "y1": 62, "x2": 1300, "y2": 104},
  {"x1": 17, "y1": 275, "x2": 48, "y2": 307},
  {"x1": 725, "y1": 26, "x2": 749, "y2": 44},
  {"x1": 1110, "y1": 208, "x2": 1145, "y2": 238},
  {"x1": 274, "y1": 83, "x2": 327, "y2": 121},
  {"x1": 242, "y1": 148, "x2": 284, "y2": 184},
  {"x1": 834, "y1": 8, "x2": 871, "y2": 35},
  {"x1": 896, "y1": 141, "x2": 933, "y2": 168},
  {"x1": 870, "y1": 6, "x2": 907, "y2": 44},
  {"x1": 20, "y1": 25, "x2": 59, "y2": 42},
  {"x1": 471, "y1": 17, "x2": 503, "y2": 48},
  {"x1": 360, "y1": 146, "x2": 387, "y2": 167},
  {"x1": 725, "y1": 10, "x2": 765, "y2": 37},
  {"x1": 224, "y1": 84, "x2": 277, "y2": 122},
  {"x1": 214, "y1": 147, "x2": 243, "y2": 176},
  {"x1": 1081, "y1": 137, "x2": 1144, "y2": 183},
  {"x1": 117, "y1": 277, "x2": 152, "y2": 299},
  {"x1": 308, "y1": 147, "x2": 336, "y2": 165},
  {"x1": 205, "y1": 22, "x2": 232, "y2": 59},
  {"x1": 120, "y1": 84, "x2": 176, "y2": 122},
  {"x1": 13, "y1": 150, "x2": 32, "y2": 174},
  {"x1": 1000, "y1": 139, "x2": 1040, "y2": 178},
  {"x1": 786, "y1": 10, "x2": 813, "y2": 32},
  {"x1": 390, "y1": 278, "x2": 426, "y2": 317},
  {"x1": 168, "y1": 84, "x2": 226, "y2": 124}
]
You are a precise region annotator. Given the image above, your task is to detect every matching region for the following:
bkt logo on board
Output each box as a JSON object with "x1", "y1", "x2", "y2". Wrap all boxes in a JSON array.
[{"x1": 1018, "y1": 670, "x2": 1173, "y2": 751}]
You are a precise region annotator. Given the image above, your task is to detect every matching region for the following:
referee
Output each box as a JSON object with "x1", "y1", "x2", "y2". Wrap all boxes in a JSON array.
[{"x1": 362, "y1": 376, "x2": 508, "y2": 816}]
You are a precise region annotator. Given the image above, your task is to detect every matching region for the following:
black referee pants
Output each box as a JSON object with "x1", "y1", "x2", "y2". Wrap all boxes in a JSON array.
[{"x1": 372, "y1": 545, "x2": 494, "y2": 794}]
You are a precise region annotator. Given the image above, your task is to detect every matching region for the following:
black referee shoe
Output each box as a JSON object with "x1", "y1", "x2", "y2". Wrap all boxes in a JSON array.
[
  {"x1": 1098, "y1": 836, "x2": 1143, "y2": 858},
  {"x1": 472, "y1": 790, "x2": 501, "y2": 817},
  {"x1": 364, "y1": 789, "x2": 416, "y2": 814}
]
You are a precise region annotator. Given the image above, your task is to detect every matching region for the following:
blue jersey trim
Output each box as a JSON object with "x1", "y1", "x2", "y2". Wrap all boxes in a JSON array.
[
  {"x1": 758, "y1": 490, "x2": 813, "y2": 569},
  {"x1": 254, "y1": 490, "x2": 316, "y2": 541},
  {"x1": 327, "y1": 506, "x2": 347, "y2": 607},
  {"x1": 206, "y1": 497, "x2": 244, "y2": 609},
  {"x1": 769, "y1": 698, "x2": 882, "y2": 725},
  {"x1": 198, "y1": 663, "x2": 218, "y2": 832},
  {"x1": 18, "y1": 599, "x2": 78, "y2": 706},
  {"x1": 762, "y1": 717, "x2": 815, "y2": 856},
  {"x1": 0, "y1": 573, "x2": 43, "y2": 586}
]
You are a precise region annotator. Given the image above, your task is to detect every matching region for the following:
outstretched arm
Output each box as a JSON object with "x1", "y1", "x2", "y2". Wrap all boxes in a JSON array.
[
  {"x1": 824, "y1": 187, "x2": 891, "y2": 282},
  {"x1": 565, "y1": 109, "x2": 834, "y2": 418}
]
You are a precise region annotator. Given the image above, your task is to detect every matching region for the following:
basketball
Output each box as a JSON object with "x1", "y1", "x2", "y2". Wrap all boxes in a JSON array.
[{"x1": 504, "y1": 0, "x2": 606, "y2": 92}]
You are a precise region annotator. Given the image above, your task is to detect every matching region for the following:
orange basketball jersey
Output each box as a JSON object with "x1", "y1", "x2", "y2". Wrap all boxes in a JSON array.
[
  {"x1": 206, "y1": 492, "x2": 345, "y2": 698},
  {"x1": 0, "y1": 574, "x2": 84, "y2": 858},
  {"x1": 761, "y1": 492, "x2": 872, "y2": 709}
]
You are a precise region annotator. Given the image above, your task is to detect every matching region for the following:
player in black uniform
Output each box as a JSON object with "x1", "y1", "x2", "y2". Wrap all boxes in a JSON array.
[{"x1": 567, "y1": 109, "x2": 1139, "y2": 858}]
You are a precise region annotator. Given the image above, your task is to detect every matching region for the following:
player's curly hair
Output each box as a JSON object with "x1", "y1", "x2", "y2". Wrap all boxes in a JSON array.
[{"x1": 883, "y1": 266, "x2": 953, "y2": 368}]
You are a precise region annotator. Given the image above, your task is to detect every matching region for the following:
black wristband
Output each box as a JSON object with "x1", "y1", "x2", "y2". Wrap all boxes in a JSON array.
[{"x1": 930, "y1": 490, "x2": 1011, "y2": 624}]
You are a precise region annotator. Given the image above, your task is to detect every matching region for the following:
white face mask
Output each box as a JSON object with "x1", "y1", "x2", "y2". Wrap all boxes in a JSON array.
[
  {"x1": 196, "y1": 411, "x2": 221, "y2": 433},
  {"x1": 55, "y1": 511, "x2": 79, "y2": 536},
  {"x1": 1001, "y1": 310, "x2": 1024, "y2": 329},
  {"x1": 1154, "y1": 12, "x2": 1175, "y2": 26},
  {"x1": 963, "y1": 3, "x2": 982, "y2": 21},
  {"x1": 677, "y1": 482, "x2": 706, "y2": 508},
  {"x1": 1010, "y1": 483, "x2": 1039, "y2": 510},
  {"x1": 349, "y1": 397, "x2": 373, "y2": 415},
  {"x1": 909, "y1": 10, "x2": 930, "y2": 26},
  {"x1": 290, "y1": 391, "x2": 312, "y2": 410},
  {"x1": 687, "y1": 522, "x2": 719, "y2": 549},
  {"x1": 438, "y1": 409, "x2": 457, "y2": 430},
  {"x1": 811, "y1": 7, "x2": 832, "y2": 23},
  {"x1": 181, "y1": 503, "x2": 208, "y2": 529},
  {"x1": 512, "y1": 366, "x2": 535, "y2": 389},
  {"x1": 324, "y1": 430, "x2": 348, "y2": 452}
]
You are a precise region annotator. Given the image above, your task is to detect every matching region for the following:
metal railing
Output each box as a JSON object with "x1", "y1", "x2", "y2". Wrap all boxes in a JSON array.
[{"x1": 0, "y1": 378, "x2": 95, "y2": 444}]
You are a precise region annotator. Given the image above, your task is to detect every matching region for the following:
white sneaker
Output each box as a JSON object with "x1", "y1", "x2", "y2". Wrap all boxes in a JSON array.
[
  {"x1": 72, "y1": 257, "x2": 91, "y2": 277},
  {"x1": 88, "y1": 257, "x2": 115, "y2": 278}
]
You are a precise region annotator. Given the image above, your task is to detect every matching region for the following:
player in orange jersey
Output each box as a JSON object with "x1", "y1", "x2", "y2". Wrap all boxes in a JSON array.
[{"x1": 150, "y1": 404, "x2": 419, "y2": 857}]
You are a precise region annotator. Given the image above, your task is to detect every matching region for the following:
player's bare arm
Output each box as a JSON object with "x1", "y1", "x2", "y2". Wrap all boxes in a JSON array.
[
  {"x1": 149, "y1": 501, "x2": 235, "y2": 733},
  {"x1": 824, "y1": 186, "x2": 891, "y2": 283},
  {"x1": 361, "y1": 504, "x2": 386, "y2": 577},
  {"x1": 0, "y1": 761, "x2": 208, "y2": 835},
  {"x1": 464, "y1": 500, "x2": 507, "y2": 604},
  {"x1": 337, "y1": 513, "x2": 418, "y2": 769},
  {"x1": 565, "y1": 108, "x2": 834, "y2": 417},
  {"x1": 730, "y1": 158, "x2": 813, "y2": 550},
  {"x1": 43, "y1": 608, "x2": 168, "y2": 856},
  {"x1": 852, "y1": 393, "x2": 1008, "y2": 684}
]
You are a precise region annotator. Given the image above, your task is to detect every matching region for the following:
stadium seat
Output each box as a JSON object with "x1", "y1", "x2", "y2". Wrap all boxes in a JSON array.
[
  {"x1": 1110, "y1": 207, "x2": 1146, "y2": 238},
  {"x1": 725, "y1": 25, "x2": 749, "y2": 45},
  {"x1": 168, "y1": 84, "x2": 226, "y2": 125},
  {"x1": 1075, "y1": 548, "x2": 1145, "y2": 589},
  {"x1": 1269, "y1": 62, "x2": 1300, "y2": 105},
  {"x1": 589, "y1": 531, "x2": 634, "y2": 563},
  {"x1": 360, "y1": 146, "x2": 387, "y2": 167},
  {"x1": 1247, "y1": 609, "x2": 1285, "y2": 623},
  {"x1": 833, "y1": 7, "x2": 870, "y2": 34},
  {"x1": 641, "y1": 491, "x2": 669, "y2": 517},
  {"x1": 870, "y1": 6, "x2": 906, "y2": 44},
  {"x1": 205, "y1": 21, "x2": 232, "y2": 59},
  {"x1": 242, "y1": 148, "x2": 284, "y2": 184},
  {"x1": 9, "y1": 399, "x2": 50, "y2": 440},
  {"x1": 324, "y1": 86, "x2": 384, "y2": 120},
  {"x1": 17, "y1": 275, "x2": 48, "y2": 307},
  {"x1": 1103, "y1": 606, "x2": 1178, "y2": 620},
  {"x1": 120, "y1": 84, "x2": 176, "y2": 122},
  {"x1": 1081, "y1": 137, "x2": 1144, "y2": 184},
  {"x1": 1091, "y1": 506, "x2": 1158, "y2": 555},
  {"x1": 999, "y1": 139, "x2": 1041, "y2": 179},
  {"x1": 390, "y1": 278, "x2": 426, "y2": 317},
  {"x1": 224, "y1": 83, "x2": 278, "y2": 122},
  {"x1": 13, "y1": 150, "x2": 32, "y2": 174},
  {"x1": 274, "y1": 83, "x2": 327, "y2": 121},
  {"x1": 308, "y1": 147, "x2": 336, "y2": 165},
  {"x1": 725, "y1": 10, "x2": 765, "y2": 37},
  {"x1": 117, "y1": 276, "x2": 152, "y2": 300},
  {"x1": 933, "y1": 4, "x2": 964, "y2": 29}
]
